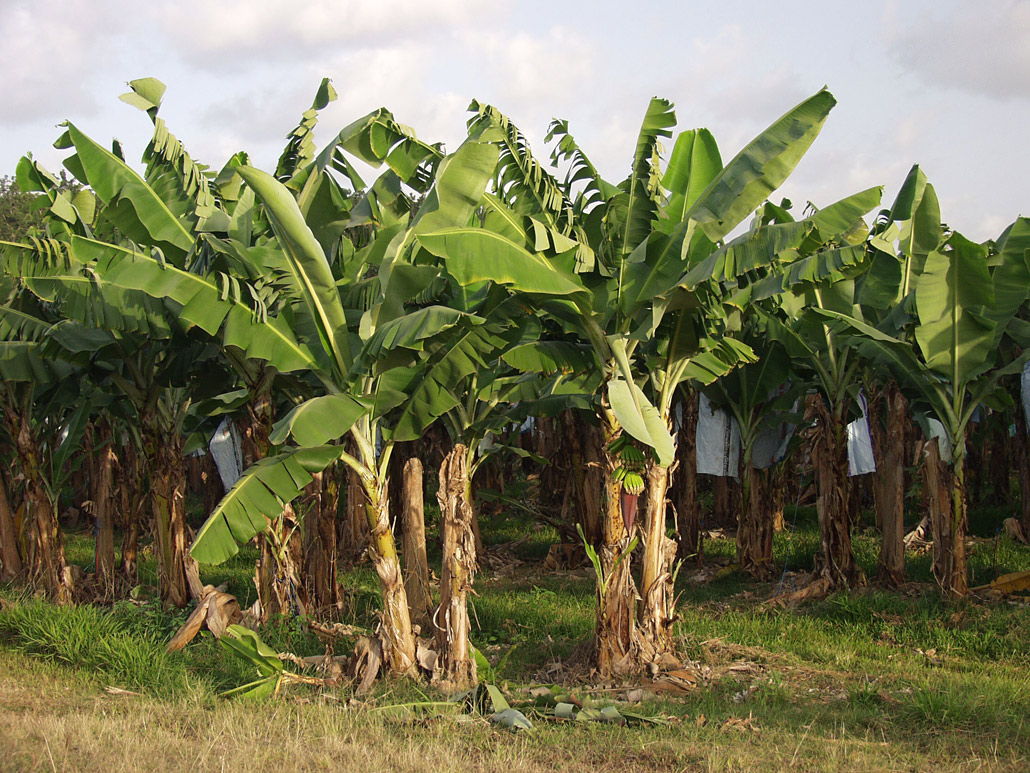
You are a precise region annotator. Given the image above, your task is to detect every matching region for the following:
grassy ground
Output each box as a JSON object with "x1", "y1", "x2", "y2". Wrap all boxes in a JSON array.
[{"x1": 2, "y1": 497, "x2": 1030, "y2": 771}]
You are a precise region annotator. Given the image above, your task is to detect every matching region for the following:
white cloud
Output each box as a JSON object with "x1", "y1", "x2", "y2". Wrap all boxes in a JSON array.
[
  {"x1": 886, "y1": 0, "x2": 1030, "y2": 101},
  {"x1": 155, "y1": 0, "x2": 489, "y2": 65},
  {"x1": 468, "y1": 26, "x2": 596, "y2": 105},
  {"x1": 0, "y1": 0, "x2": 126, "y2": 125}
]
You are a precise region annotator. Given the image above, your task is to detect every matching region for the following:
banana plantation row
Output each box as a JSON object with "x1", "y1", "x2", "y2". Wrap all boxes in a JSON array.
[{"x1": 1, "y1": 78, "x2": 1028, "y2": 688}]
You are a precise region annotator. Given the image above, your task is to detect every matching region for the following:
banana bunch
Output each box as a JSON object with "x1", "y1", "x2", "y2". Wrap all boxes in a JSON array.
[{"x1": 609, "y1": 437, "x2": 649, "y2": 495}]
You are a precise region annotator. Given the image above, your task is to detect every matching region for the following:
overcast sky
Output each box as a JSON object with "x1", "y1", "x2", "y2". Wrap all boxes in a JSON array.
[{"x1": 2, "y1": 0, "x2": 1028, "y2": 241}]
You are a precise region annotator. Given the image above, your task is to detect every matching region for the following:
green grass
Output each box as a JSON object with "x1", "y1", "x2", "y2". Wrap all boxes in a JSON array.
[{"x1": 3, "y1": 493, "x2": 1030, "y2": 770}]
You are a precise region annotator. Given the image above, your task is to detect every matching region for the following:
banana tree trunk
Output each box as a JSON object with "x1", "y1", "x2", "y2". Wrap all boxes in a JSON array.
[
  {"x1": 929, "y1": 435, "x2": 969, "y2": 598},
  {"x1": 0, "y1": 469, "x2": 22, "y2": 581},
  {"x1": 637, "y1": 459, "x2": 678, "y2": 660},
  {"x1": 435, "y1": 444, "x2": 478, "y2": 690},
  {"x1": 711, "y1": 476, "x2": 733, "y2": 528},
  {"x1": 93, "y1": 422, "x2": 117, "y2": 599},
  {"x1": 771, "y1": 463, "x2": 787, "y2": 532},
  {"x1": 150, "y1": 434, "x2": 202, "y2": 608},
  {"x1": 874, "y1": 384, "x2": 906, "y2": 586},
  {"x1": 594, "y1": 406, "x2": 639, "y2": 678},
  {"x1": 738, "y1": 463, "x2": 775, "y2": 580},
  {"x1": 1016, "y1": 408, "x2": 1030, "y2": 539},
  {"x1": 360, "y1": 467, "x2": 416, "y2": 674},
  {"x1": 401, "y1": 457, "x2": 433, "y2": 630},
  {"x1": 673, "y1": 393, "x2": 700, "y2": 563},
  {"x1": 11, "y1": 412, "x2": 73, "y2": 604},
  {"x1": 303, "y1": 469, "x2": 339, "y2": 613},
  {"x1": 342, "y1": 454, "x2": 368, "y2": 559},
  {"x1": 238, "y1": 395, "x2": 314, "y2": 620},
  {"x1": 564, "y1": 409, "x2": 603, "y2": 546},
  {"x1": 811, "y1": 393, "x2": 864, "y2": 588},
  {"x1": 255, "y1": 504, "x2": 308, "y2": 619},
  {"x1": 118, "y1": 436, "x2": 142, "y2": 587}
]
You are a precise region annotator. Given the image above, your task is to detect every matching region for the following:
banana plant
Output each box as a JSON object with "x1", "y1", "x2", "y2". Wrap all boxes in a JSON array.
[
  {"x1": 178, "y1": 114, "x2": 499, "y2": 673},
  {"x1": 701, "y1": 336, "x2": 801, "y2": 580},
  {"x1": 420, "y1": 89, "x2": 839, "y2": 675},
  {"x1": 853, "y1": 166, "x2": 941, "y2": 585},
  {"x1": 0, "y1": 277, "x2": 99, "y2": 603},
  {"x1": 816, "y1": 216, "x2": 1030, "y2": 596}
]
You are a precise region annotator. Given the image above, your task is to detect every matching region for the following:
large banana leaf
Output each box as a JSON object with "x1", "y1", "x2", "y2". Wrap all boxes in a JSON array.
[
  {"x1": 6, "y1": 239, "x2": 174, "y2": 339},
  {"x1": 685, "y1": 89, "x2": 836, "y2": 243},
  {"x1": 386, "y1": 318, "x2": 511, "y2": 441},
  {"x1": 607, "y1": 377, "x2": 674, "y2": 466},
  {"x1": 57, "y1": 123, "x2": 195, "y2": 264},
  {"x1": 986, "y1": 217, "x2": 1030, "y2": 326},
  {"x1": 354, "y1": 305, "x2": 477, "y2": 370},
  {"x1": 408, "y1": 140, "x2": 499, "y2": 238},
  {"x1": 120, "y1": 78, "x2": 220, "y2": 226},
  {"x1": 545, "y1": 118, "x2": 619, "y2": 215},
  {"x1": 616, "y1": 97, "x2": 676, "y2": 259},
  {"x1": 468, "y1": 101, "x2": 573, "y2": 234},
  {"x1": 500, "y1": 340, "x2": 595, "y2": 374},
  {"x1": 683, "y1": 186, "x2": 880, "y2": 293},
  {"x1": 914, "y1": 234, "x2": 996, "y2": 383},
  {"x1": 660, "y1": 128, "x2": 722, "y2": 228},
  {"x1": 317, "y1": 107, "x2": 442, "y2": 192},
  {"x1": 236, "y1": 167, "x2": 352, "y2": 377},
  {"x1": 18, "y1": 236, "x2": 317, "y2": 373},
  {"x1": 268, "y1": 393, "x2": 371, "y2": 447},
  {"x1": 417, "y1": 229, "x2": 586, "y2": 297},
  {"x1": 276, "y1": 77, "x2": 338, "y2": 182},
  {"x1": 0, "y1": 341, "x2": 74, "y2": 382},
  {"x1": 190, "y1": 445, "x2": 344, "y2": 565}
]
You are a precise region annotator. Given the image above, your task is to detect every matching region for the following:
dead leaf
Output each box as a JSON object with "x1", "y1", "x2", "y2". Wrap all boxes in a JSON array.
[
  {"x1": 649, "y1": 668, "x2": 700, "y2": 694},
  {"x1": 721, "y1": 712, "x2": 759, "y2": 733},
  {"x1": 1003, "y1": 518, "x2": 1027, "y2": 544},
  {"x1": 416, "y1": 641, "x2": 439, "y2": 674},
  {"x1": 165, "y1": 596, "x2": 210, "y2": 652},
  {"x1": 349, "y1": 636, "x2": 383, "y2": 694},
  {"x1": 973, "y1": 569, "x2": 1030, "y2": 595},
  {"x1": 166, "y1": 588, "x2": 242, "y2": 652},
  {"x1": 104, "y1": 686, "x2": 142, "y2": 697}
]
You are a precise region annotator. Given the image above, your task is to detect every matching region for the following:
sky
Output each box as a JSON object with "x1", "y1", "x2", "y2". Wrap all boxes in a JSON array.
[{"x1": 1, "y1": 0, "x2": 1028, "y2": 241}]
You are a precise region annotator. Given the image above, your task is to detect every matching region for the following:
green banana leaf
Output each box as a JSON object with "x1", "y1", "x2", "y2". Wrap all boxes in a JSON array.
[
  {"x1": 235, "y1": 166, "x2": 352, "y2": 378},
  {"x1": 607, "y1": 378, "x2": 674, "y2": 466},
  {"x1": 661, "y1": 128, "x2": 722, "y2": 228},
  {"x1": 914, "y1": 234, "x2": 996, "y2": 383},
  {"x1": 268, "y1": 393, "x2": 371, "y2": 447},
  {"x1": 418, "y1": 228, "x2": 586, "y2": 297},
  {"x1": 685, "y1": 89, "x2": 836, "y2": 243},
  {"x1": 58, "y1": 123, "x2": 195, "y2": 264},
  {"x1": 190, "y1": 445, "x2": 344, "y2": 564}
]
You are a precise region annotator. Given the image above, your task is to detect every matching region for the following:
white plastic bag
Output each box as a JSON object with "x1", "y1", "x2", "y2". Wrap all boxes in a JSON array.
[
  {"x1": 696, "y1": 393, "x2": 740, "y2": 478},
  {"x1": 847, "y1": 391, "x2": 876, "y2": 476},
  {"x1": 209, "y1": 417, "x2": 243, "y2": 490}
]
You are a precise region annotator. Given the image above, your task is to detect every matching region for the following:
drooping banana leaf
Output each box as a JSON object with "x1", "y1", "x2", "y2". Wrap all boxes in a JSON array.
[
  {"x1": 268, "y1": 393, "x2": 372, "y2": 447},
  {"x1": 190, "y1": 444, "x2": 345, "y2": 564},
  {"x1": 57, "y1": 123, "x2": 196, "y2": 264},
  {"x1": 468, "y1": 101, "x2": 574, "y2": 235},
  {"x1": 607, "y1": 378, "x2": 674, "y2": 466},
  {"x1": 385, "y1": 319, "x2": 511, "y2": 442}
]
